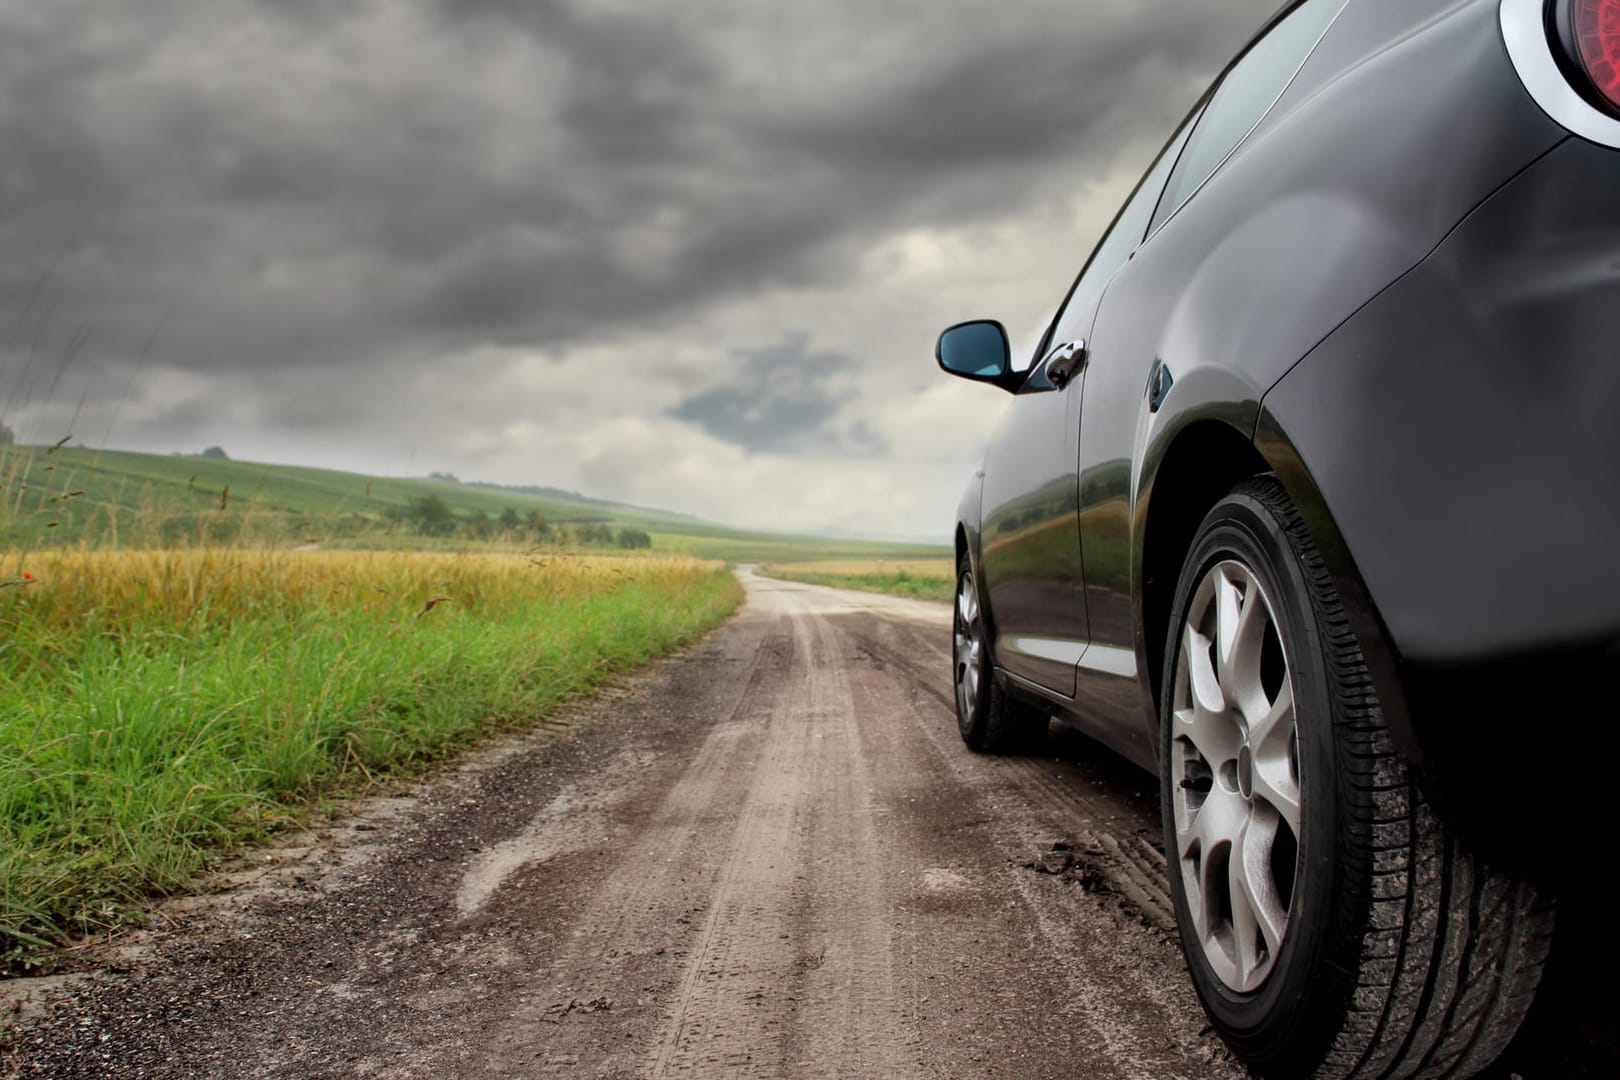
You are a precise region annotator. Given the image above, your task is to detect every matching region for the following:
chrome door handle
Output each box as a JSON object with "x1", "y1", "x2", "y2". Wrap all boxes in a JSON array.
[{"x1": 1043, "y1": 339, "x2": 1087, "y2": 388}]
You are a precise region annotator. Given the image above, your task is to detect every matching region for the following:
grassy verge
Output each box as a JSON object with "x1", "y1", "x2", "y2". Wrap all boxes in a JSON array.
[
  {"x1": 757, "y1": 559, "x2": 954, "y2": 604},
  {"x1": 0, "y1": 550, "x2": 741, "y2": 969}
]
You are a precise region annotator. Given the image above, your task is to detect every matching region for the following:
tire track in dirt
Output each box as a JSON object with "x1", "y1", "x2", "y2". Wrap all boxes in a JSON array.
[
  {"x1": 470, "y1": 610, "x2": 804, "y2": 1077},
  {"x1": 646, "y1": 588, "x2": 913, "y2": 1078}
]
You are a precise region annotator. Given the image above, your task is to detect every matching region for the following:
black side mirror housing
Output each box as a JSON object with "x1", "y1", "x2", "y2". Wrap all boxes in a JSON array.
[{"x1": 936, "y1": 320, "x2": 1021, "y2": 393}]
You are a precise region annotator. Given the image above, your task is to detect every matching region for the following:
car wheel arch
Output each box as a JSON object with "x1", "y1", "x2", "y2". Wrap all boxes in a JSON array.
[
  {"x1": 1137, "y1": 418, "x2": 1272, "y2": 719},
  {"x1": 1251, "y1": 405, "x2": 1421, "y2": 764}
]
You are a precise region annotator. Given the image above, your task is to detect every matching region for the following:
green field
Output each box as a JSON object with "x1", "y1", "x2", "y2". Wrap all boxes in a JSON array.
[
  {"x1": 0, "y1": 443, "x2": 948, "y2": 563},
  {"x1": 757, "y1": 558, "x2": 955, "y2": 604}
]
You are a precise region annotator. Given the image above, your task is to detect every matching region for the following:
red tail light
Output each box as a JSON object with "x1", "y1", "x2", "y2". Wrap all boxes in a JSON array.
[{"x1": 1560, "y1": 0, "x2": 1620, "y2": 115}]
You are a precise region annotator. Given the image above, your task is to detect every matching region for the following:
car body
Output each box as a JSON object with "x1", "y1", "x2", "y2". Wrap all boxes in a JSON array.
[{"x1": 937, "y1": 0, "x2": 1619, "y2": 1075}]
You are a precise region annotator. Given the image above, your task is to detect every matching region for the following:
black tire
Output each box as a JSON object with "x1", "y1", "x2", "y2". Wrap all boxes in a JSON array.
[
  {"x1": 1158, "y1": 477, "x2": 1554, "y2": 1079},
  {"x1": 953, "y1": 553, "x2": 1047, "y2": 753}
]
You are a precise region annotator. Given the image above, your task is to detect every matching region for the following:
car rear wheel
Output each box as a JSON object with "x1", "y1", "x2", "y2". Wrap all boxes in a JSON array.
[
  {"x1": 954, "y1": 553, "x2": 1046, "y2": 753},
  {"x1": 1160, "y1": 477, "x2": 1555, "y2": 1078}
]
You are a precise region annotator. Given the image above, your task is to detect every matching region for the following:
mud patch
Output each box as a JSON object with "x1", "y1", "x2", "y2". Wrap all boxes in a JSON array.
[
  {"x1": 453, "y1": 750, "x2": 654, "y2": 916},
  {"x1": 1025, "y1": 831, "x2": 1177, "y2": 934}
]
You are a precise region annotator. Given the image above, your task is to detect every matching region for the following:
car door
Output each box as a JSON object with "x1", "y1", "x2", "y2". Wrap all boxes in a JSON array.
[
  {"x1": 978, "y1": 115, "x2": 1199, "y2": 696},
  {"x1": 1071, "y1": 0, "x2": 1348, "y2": 760}
]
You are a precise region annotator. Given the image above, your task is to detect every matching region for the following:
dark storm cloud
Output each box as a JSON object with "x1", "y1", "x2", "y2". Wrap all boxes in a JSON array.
[
  {"x1": 0, "y1": 0, "x2": 1276, "y2": 436},
  {"x1": 670, "y1": 335, "x2": 878, "y2": 455}
]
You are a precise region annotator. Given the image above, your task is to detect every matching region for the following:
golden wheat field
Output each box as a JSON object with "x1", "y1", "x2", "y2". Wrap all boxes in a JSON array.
[{"x1": 0, "y1": 547, "x2": 715, "y2": 632}]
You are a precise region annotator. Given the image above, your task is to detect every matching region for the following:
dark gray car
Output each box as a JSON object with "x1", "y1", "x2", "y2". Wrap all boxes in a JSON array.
[{"x1": 936, "y1": 0, "x2": 1620, "y2": 1075}]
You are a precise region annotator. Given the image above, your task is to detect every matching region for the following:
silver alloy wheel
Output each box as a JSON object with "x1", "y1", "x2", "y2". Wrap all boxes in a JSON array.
[
  {"x1": 1170, "y1": 559, "x2": 1302, "y2": 993},
  {"x1": 954, "y1": 570, "x2": 983, "y2": 718}
]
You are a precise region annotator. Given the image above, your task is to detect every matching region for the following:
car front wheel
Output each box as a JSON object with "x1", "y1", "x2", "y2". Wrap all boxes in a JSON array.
[{"x1": 1160, "y1": 477, "x2": 1554, "y2": 1078}]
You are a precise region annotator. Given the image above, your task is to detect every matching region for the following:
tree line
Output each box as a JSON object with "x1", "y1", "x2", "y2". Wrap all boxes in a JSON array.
[{"x1": 384, "y1": 495, "x2": 652, "y2": 547}]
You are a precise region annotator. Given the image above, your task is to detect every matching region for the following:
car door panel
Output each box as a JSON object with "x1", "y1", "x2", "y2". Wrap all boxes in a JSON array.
[{"x1": 978, "y1": 360, "x2": 1087, "y2": 695}]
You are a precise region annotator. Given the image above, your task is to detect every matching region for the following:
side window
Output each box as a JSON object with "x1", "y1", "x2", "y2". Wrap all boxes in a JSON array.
[
  {"x1": 1040, "y1": 114, "x2": 1199, "y2": 359},
  {"x1": 1148, "y1": 0, "x2": 1344, "y2": 234}
]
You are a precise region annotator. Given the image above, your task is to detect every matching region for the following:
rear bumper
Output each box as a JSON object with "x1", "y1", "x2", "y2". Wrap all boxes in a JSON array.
[{"x1": 1258, "y1": 136, "x2": 1620, "y2": 850}]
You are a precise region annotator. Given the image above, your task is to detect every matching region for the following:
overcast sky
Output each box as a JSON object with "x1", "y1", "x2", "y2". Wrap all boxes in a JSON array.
[{"x1": 0, "y1": 0, "x2": 1277, "y2": 539}]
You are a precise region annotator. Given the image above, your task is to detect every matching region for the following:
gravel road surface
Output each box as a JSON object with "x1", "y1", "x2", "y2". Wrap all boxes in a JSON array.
[{"x1": 3, "y1": 569, "x2": 1614, "y2": 1078}]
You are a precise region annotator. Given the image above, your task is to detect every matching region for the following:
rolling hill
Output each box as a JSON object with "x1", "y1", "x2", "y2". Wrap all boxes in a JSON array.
[{"x1": 0, "y1": 444, "x2": 948, "y2": 562}]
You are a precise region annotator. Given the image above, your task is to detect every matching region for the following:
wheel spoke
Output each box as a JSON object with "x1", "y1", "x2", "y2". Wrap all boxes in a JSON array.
[
  {"x1": 1180, "y1": 783, "x2": 1244, "y2": 865},
  {"x1": 1182, "y1": 786, "x2": 1245, "y2": 944},
  {"x1": 1183, "y1": 621, "x2": 1227, "y2": 717},
  {"x1": 1246, "y1": 677, "x2": 1293, "y2": 751},
  {"x1": 957, "y1": 581, "x2": 978, "y2": 627},
  {"x1": 1213, "y1": 569, "x2": 1244, "y2": 689},
  {"x1": 1217, "y1": 574, "x2": 1270, "y2": 718},
  {"x1": 1233, "y1": 812, "x2": 1287, "y2": 974},
  {"x1": 1228, "y1": 844, "x2": 1260, "y2": 987},
  {"x1": 1249, "y1": 680, "x2": 1299, "y2": 837},
  {"x1": 1252, "y1": 759, "x2": 1300, "y2": 839}
]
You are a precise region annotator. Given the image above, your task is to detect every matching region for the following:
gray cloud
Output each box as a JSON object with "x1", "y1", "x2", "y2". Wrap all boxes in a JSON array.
[
  {"x1": 670, "y1": 335, "x2": 878, "y2": 455},
  {"x1": 0, "y1": 0, "x2": 1277, "y2": 532}
]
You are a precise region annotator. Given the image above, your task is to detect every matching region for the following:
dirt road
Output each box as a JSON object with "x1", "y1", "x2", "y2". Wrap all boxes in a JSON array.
[{"x1": 4, "y1": 569, "x2": 1612, "y2": 1077}]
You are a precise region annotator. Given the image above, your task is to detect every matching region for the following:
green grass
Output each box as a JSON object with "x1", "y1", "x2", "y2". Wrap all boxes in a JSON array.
[
  {"x1": 758, "y1": 558, "x2": 954, "y2": 604},
  {"x1": 0, "y1": 550, "x2": 742, "y2": 971}
]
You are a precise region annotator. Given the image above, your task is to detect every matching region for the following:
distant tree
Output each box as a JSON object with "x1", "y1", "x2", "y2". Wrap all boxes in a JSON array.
[
  {"x1": 405, "y1": 494, "x2": 456, "y2": 535},
  {"x1": 429, "y1": 471, "x2": 461, "y2": 484},
  {"x1": 0, "y1": 420, "x2": 13, "y2": 445},
  {"x1": 498, "y1": 507, "x2": 522, "y2": 532},
  {"x1": 616, "y1": 528, "x2": 652, "y2": 550},
  {"x1": 200, "y1": 446, "x2": 229, "y2": 459},
  {"x1": 527, "y1": 511, "x2": 551, "y2": 539},
  {"x1": 464, "y1": 509, "x2": 492, "y2": 540}
]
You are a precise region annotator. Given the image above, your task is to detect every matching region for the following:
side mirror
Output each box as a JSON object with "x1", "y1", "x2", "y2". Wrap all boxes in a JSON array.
[{"x1": 936, "y1": 320, "x2": 1020, "y2": 392}]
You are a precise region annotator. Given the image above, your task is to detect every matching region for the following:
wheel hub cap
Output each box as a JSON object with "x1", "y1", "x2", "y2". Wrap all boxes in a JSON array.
[
  {"x1": 1236, "y1": 744, "x2": 1254, "y2": 800},
  {"x1": 1169, "y1": 560, "x2": 1301, "y2": 993}
]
